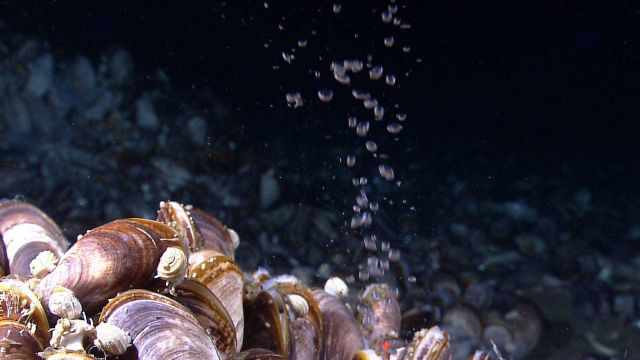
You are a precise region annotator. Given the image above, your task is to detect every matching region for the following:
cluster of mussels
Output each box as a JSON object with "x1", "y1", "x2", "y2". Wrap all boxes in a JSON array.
[{"x1": 0, "y1": 198, "x2": 492, "y2": 360}]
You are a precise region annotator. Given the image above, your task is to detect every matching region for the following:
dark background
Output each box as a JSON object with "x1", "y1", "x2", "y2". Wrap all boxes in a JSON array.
[{"x1": 3, "y1": 0, "x2": 639, "y2": 150}]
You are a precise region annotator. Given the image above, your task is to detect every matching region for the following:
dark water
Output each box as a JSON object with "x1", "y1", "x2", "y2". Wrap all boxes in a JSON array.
[{"x1": 1, "y1": 1, "x2": 639, "y2": 359}]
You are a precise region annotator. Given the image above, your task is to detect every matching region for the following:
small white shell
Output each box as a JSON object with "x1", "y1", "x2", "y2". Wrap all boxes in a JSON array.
[
  {"x1": 48, "y1": 286, "x2": 82, "y2": 320},
  {"x1": 227, "y1": 227, "x2": 240, "y2": 250},
  {"x1": 324, "y1": 276, "x2": 348, "y2": 299},
  {"x1": 94, "y1": 322, "x2": 131, "y2": 356},
  {"x1": 29, "y1": 250, "x2": 58, "y2": 278},
  {"x1": 286, "y1": 293, "x2": 309, "y2": 318},
  {"x1": 156, "y1": 246, "x2": 188, "y2": 286}
]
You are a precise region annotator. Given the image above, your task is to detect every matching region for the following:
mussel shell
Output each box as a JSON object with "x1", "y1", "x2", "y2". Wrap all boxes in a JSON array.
[
  {"x1": 0, "y1": 279, "x2": 50, "y2": 347},
  {"x1": 272, "y1": 281, "x2": 323, "y2": 360},
  {"x1": 243, "y1": 288, "x2": 290, "y2": 356},
  {"x1": 398, "y1": 326, "x2": 452, "y2": 360},
  {"x1": 99, "y1": 289, "x2": 221, "y2": 360},
  {"x1": 36, "y1": 218, "x2": 185, "y2": 314},
  {"x1": 152, "y1": 278, "x2": 237, "y2": 359},
  {"x1": 311, "y1": 289, "x2": 365, "y2": 360},
  {"x1": 358, "y1": 283, "x2": 402, "y2": 351},
  {"x1": 189, "y1": 249, "x2": 244, "y2": 351},
  {"x1": 0, "y1": 235, "x2": 8, "y2": 277},
  {"x1": 156, "y1": 201, "x2": 202, "y2": 252},
  {"x1": 0, "y1": 321, "x2": 42, "y2": 359},
  {"x1": 0, "y1": 199, "x2": 68, "y2": 276},
  {"x1": 236, "y1": 348, "x2": 286, "y2": 360},
  {"x1": 189, "y1": 208, "x2": 236, "y2": 258}
]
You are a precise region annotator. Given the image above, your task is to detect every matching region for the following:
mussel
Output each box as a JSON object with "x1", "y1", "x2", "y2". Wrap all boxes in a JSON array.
[
  {"x1": 35, "y1": 218, "x2": 187, "y2": 315},
  {"x1": 0, "y1": 278, "x2": 50, "y2": 359},
  {"x1": 0, "y1": 199, "x2": 69, "y2": 276},
  {"x1": 99, "y1": 289, "x2": 221, "y2": 359}
]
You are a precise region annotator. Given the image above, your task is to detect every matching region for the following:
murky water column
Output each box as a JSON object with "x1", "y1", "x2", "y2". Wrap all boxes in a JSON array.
[{"x1": 270, "y1": 1, "x2": 419, "y2": 287}]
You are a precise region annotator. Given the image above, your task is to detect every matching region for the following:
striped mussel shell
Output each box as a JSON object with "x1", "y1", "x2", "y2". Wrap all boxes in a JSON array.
[
  {"x1": 357, "y1": 283, "x2": 404, "y2": 354},
  {"x1": 0, "y1": 199, "x2": 69, "y2": 276},
  {"x1": 156, "y1": 201, "x2": 238, "y2": 258},
  {"x1": 151, "y1": 278, "x2": 237, "y2": 359},
  {"x1": 188, "y1": 248, "x2": 244, "y2": 352},
  {"x1": 311, "y1": 288, "x2": 365, "y2": 360},
  {"x1": 0, "y1": 278, "x2": 50, "y2": 359},
  {"x1": 35, "y1": 218, "x2": 187, "y2": 315},
  {"x1": 99, "y1": 289, "x2": 221, "y2": 360}
]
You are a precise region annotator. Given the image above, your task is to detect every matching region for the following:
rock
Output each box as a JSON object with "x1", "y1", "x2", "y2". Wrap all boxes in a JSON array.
[
  {"x1": 135, "y1": 96, "x2": 159, "y2": 130},
  {"x1": 26, "y1": 53, "x2": 54, "y2": 96},
  {"x1": 259, "y1": 168, "x2": 280, "y2": 209},
  {"x1": 109, "y1": 49, "x2": 134, "y2": 85},
  {"x1": 186, "y1": 116, "x2": 208, "y2": 146}
]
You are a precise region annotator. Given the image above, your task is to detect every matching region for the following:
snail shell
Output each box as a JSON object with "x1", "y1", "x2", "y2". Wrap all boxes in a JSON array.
[
  {"x1": 36, "y1": 218, "x2": 186, "y2": 314},
  {"x1": 189, "y1": 249, "x2": 244, "y2": 352},
  {"x1": 311, "y1": 288, "x2": 365, "y2": 360},
  {"x1": 0, "y1": 199, "x2": 69, "y2": 276},
  {"x1": 99, "y1": 289, "x2": 221, "y2": 360},
  {"x1": 0, "y1": 279, "x2": 51, "y2": 358}
]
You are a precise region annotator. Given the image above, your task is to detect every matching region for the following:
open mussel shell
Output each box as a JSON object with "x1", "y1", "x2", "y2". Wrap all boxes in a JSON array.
[
  {"x1": 396, "y1": 326, "x2": 453, "y2": 360},
  {"x1": 269, "y1": 280, "x2": 323, "y2": 360},
  {"x1": 157, "y1": 201, "x2": 202, "y2": 252},
  {"x1": 99, "y1": 289, "x2": 221, "y2": 360},
  {"x1": 189, "y1": 249, "x2": 244, "y2": 351},
  {"x1": 311, "y1": 288, "x2": 365, "y2": 360},
  {"x1": 0, "y1": 199, "x2": 69, "y2": 276},
  {"x1": 189, "y1": 207, "x2": 237, "y2": 257},
  {"x1": 36, "y1": 218, "x2": 186, "y2": 314},
  {"x1": 0, "y1": 279, "x2": 50, "y2": 358},
  {"x1": 152, "y1": 278, "x2": 237, "y2": 359},
  {"x1": 243, "y1": 287, "x2": 291, "y2": 356}
]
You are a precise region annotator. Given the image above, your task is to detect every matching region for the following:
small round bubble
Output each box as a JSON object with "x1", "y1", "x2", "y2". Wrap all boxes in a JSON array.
[
  {"x1": 365, "y1": 141, "x2": 378, "y2": 153},
  {"x1": 378, "y1": 164, "x2": 395, "y2": 181},
  {"x1": 346, "y1": 155, "x2": 356, "y2": 167},
  {"x1": 374, "y1": 105, "x2": 384, "y2": 120},
  {"x1": 386, "y1": 123, "x2": 403, "y2": 134},
  {"x1": 385, "y1": 74, "x2": 396, "y2": 86},
  {"x1": 369, "y1": 66, "x2": 384, "y2": 80},
  {"x1": 384, "y1": 35, "x2": 395, "y2": 48},
  {"x1": 356, "y1": 121, "x2": 370, "y2": 137},
  {"x1": 381, "y1": 11, "x2": 393, "y2": 23},
  {"x1": 317, "y1": 89, "x2": 334, "y2": 102},
  {"x1": 388, "y1": 248, "x2": 401, "y2": 262}
]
